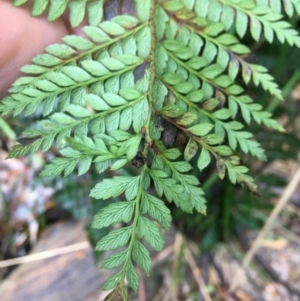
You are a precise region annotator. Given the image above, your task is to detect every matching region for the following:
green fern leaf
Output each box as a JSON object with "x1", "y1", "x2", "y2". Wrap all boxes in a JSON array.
[{"x1": 12, "y1": 0, "x2": 104, "y2": 26}]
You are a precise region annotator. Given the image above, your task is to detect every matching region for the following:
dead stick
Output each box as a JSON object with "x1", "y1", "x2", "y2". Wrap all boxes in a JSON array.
[
  {"x1": 185, "y1": 246, "x2": 213, "y2": 301},
  {"x1": 0, "y1": 241, "x2": 90, "y2": 268},
  {"x1": 230, "y1": 162, "x2": 300, "y2": 291}
]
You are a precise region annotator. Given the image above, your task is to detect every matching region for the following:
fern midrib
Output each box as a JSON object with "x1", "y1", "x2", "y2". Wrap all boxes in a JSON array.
[
  {"x1": 164, "y1": 82, "x2": 235, "y2": 137},
  {"x1": 181, "y1": 22, "x2": 269, "y2": 89},
  {"x1": 220, "y1": 0, "x2": 299, "y2": 43},
  {"x1": 163, "y1": 2, "x2": 283, "y2": 99},
  {"x1": 155, "y1": 112, "x2": 226, "y2": 164},
  {"x1": 184, "y1": 21, "x2": 250, "y2": 57},
  {"x1": 114, "y1": 0, "x2": 159, "y2": 283},
  {"x1": 12, "y1": 23, "x2": 147, "y2": 90},
  {"x1": 163, "y1": 45, "x2": 280, "y2": 131},
  {"x1": 143, "y1": 0, "x2": 159, "y2": 148},
  {"x1": 36, "y1": 94, "x2": 145, "y2": 138},
  {"x1": 119, "y1": 166, "x2": 147, "y2": 282},
  {"x1": 163, "y1": 46, "x2": 233, "y2": 99},
  {"x1": 10, "y1": 63, "x2": 142, "y2": 112},
  {"x1": 165, "y1": 81, "x2": 267, "y2": 159},
  {"x1": 156, "y1": 153, "x2": 197, "y2": 194}
]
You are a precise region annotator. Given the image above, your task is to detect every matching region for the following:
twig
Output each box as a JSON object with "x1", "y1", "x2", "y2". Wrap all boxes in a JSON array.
[
  {"x1": 171, "y1": 232, "x2": 184, "y2": 301},
  {"x1": 207, "y1": 253, "x2": 226, "y2": 286},
  {"x1": 152, "y1": 244, "x2": 173, "y2": 266},
  {"x1": 284, "y1": 203, "x2": 300, "y2": 219},
  {"x1": 138, "y1": 268, "x2": 147, "y2": 301},
  {"x1": 162, "y1": 290, "x2": 171, "y2": 301},
  {"x1": 152, "y1": 285, "x2": 168, "y2": 301},
  {"x1": 0, "y1": 241, "x2": 90, "y2": 268},
  {"x1": 184, "y1": 246, "x2": 213, "y2": 301},
  {"x1": 278, "y1": 226, "x2": 300, "y2": 245},
  {"x1": 235, "y1": 229, "x2": 300, "y2": 297},
  {"x1": 230, "y1": 162, "x2": 300, "y2": 292}
]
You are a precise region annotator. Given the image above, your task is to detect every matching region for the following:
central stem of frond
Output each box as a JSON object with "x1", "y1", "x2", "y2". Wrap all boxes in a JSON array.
[{"x1": 143, "y1": 0, "x2": 158, "y2": 154}]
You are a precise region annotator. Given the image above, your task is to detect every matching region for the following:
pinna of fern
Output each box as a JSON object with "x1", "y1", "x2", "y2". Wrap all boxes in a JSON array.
[{"x1": 0, "y1": 0, "x2": 298, "y2": 298}]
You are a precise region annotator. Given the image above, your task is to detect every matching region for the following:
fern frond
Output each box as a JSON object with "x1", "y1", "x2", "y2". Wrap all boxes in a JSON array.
[
  {"x1": 12, "y1": 0, "x2": 104, "y2": 27},
  {"x1": 1, "y1": 0, "x2": 297, "y2": 298},
  {"x1": 256, "y1": 0, "x2": 300, "y2": 17},
  {"x1": 162, "y1": 2, "x2": 284, "y2": 100},
  {"x1": 191, "y1": 0, "x2": 300, "y2": 46},
  {"x1": 282, "y1": 0, "x2": 300, "y2": 16}
]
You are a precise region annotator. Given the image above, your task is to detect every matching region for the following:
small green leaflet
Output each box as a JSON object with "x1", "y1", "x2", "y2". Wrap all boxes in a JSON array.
[
  {"x1": 92, "y1": 201, "x2": 136, "y2": 229},
  {"x1": 141, "y1": 192, "x2": 172, "y2": 230},
  {"x1": 101, "y1": 249, "x2": 128, "y2": 269},
  {"x1": 126, "y1": 262, "x2": 140, "y2": 292},
  {"x1": 132, "y1": 240, "x2": 151, "y2": 274},
  {"x1": 197, "y1": 147, "x2": 211, "y2": 171},
  {"x1": 189, "y1": 123, "x2": 214, "y2": 136},
  {"x1": 96, "y1": 226, "x2": 132, "y2": 251},
  {"x1": 90, "y1": 176, "x2": 140, "y2": 200},
  {"x1": 134, "y1": 0, "x2": 151, "y2": 22},
  {"x1": 137, "y1": 216, "x2": 165, "y2": 251},
  {"x1": 184, "y1": 139, "x2": 199, "y2": 161}
]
